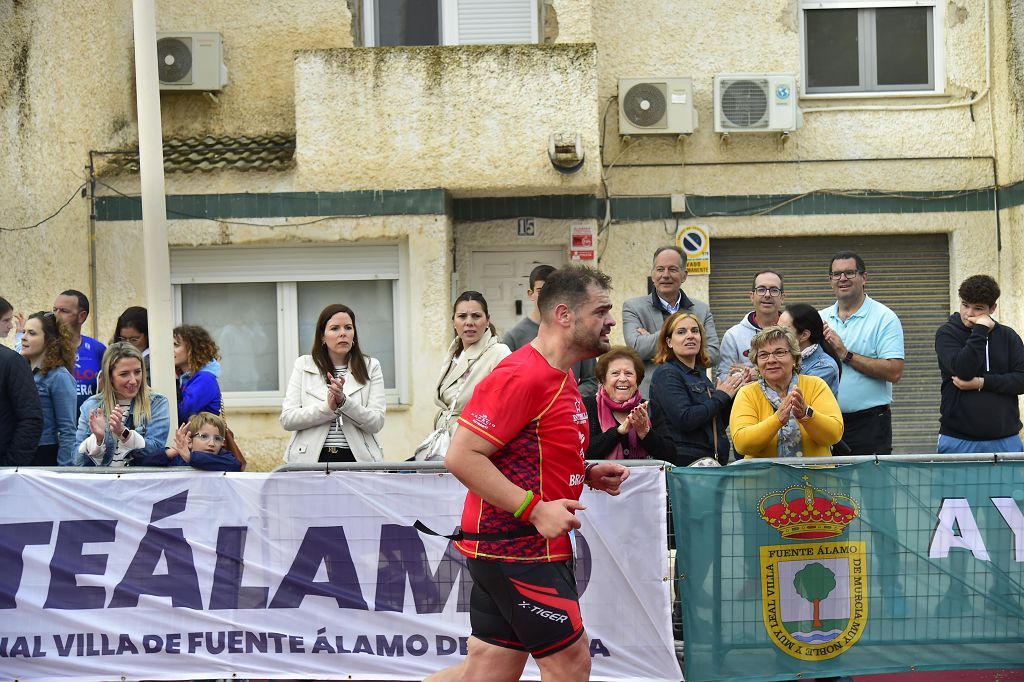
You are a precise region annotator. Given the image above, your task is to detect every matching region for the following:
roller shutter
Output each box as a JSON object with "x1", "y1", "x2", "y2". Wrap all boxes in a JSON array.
[{"x1": 708, "y1": 234, "x2": 949, "y2": 454}]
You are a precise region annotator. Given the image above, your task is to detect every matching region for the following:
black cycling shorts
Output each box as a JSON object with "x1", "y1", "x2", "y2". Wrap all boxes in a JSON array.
[{"x1": 466, "y1": 557, "x2": 584, "y2": 658}]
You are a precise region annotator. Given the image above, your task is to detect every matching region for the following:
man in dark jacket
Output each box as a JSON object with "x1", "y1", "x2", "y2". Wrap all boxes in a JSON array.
[
  {"x1": 0, "y1": 343, "x2": 43, "y2": 465},
  {"x1": 935, "y1": 274, "x2": 1024, "y2": 453}
]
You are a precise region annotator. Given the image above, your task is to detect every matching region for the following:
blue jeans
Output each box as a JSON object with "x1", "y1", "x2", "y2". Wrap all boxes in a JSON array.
[{"x1": 937, "y1": 434, "x2": 1024, "y2": 454}]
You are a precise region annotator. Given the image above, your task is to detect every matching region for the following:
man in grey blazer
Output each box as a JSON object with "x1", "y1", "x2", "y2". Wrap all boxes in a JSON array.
[{"x1": 622, "y1": 246, "x2": 719, "y2": 394}]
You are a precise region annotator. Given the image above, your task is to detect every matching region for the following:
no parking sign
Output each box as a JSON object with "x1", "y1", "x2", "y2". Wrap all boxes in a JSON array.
[{"x1": 675, "y1": 224, "x2": 710, "y2": 274}]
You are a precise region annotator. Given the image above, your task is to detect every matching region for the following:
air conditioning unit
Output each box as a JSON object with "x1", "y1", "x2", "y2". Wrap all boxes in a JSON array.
[
  {"x1": 714, "y1": 74, "x2": 801, "y2": 133},
  {"x1": 157, "y1": 32, "x2": 228, "y2": 91},
  {"x1": 618, "y1": 78, "x2": 697, "y2": 136}
]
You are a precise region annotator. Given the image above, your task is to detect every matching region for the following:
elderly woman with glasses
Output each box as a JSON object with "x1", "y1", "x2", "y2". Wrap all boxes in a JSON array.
[{"x1": 730, "y1": 326, "x2": 844, "y2": 458}]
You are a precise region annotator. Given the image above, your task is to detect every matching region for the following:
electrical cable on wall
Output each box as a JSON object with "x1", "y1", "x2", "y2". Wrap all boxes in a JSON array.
[{"x1": 0, "y1": 184, "x2": 87, "y2": 232}]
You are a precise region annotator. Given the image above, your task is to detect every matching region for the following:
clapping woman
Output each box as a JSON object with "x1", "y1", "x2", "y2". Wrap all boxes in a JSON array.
[
  {"x1": 280, "y1": 304, "x2": 386, "y2": 463},
  {"x1": 433, "y1": 291, "x2": 510, "y2": 437},
  {"x1": 585, "y1": 346, "x2": 673, "y2": 461},
  {"x1": 20, "y1": 312, "x2": 77, "y2": 466},
  {"x1": 649, "y1": 312, "x2": 748, "y2": 465},
  {"x1": 75, "y1": 342, "x2": 170, "y2": 467},
  {"x1": 730, "y1": 326, "x2": 843, "y2": 458}
]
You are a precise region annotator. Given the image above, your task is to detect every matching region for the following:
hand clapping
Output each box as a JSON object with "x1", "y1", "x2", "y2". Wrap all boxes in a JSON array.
[
  {"x1": 326, "y1": 374, "x2": 346, "y2": 411},
  {"x1": 88, "y1": 407, "x2": 106, "y2": 442},
  {"x1": 626, "y1": 401, "x2": 651, "y2": 438},
  {"x1": 108, "y1": 405, "x2": 127, "y2": 441},
  {"x1": 777, "y1": 387, "x2": 807, "y2": 423}
]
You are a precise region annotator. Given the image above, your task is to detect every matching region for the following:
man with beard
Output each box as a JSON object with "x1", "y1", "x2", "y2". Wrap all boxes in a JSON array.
[{"x1": 426, "y1": 265, "x2": 630, "y2": 682}]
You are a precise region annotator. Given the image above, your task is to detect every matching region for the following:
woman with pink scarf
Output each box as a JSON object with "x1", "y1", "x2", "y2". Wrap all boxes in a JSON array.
[{"x1": 583, "y1": 346, "x2": 673, "y2": 461}]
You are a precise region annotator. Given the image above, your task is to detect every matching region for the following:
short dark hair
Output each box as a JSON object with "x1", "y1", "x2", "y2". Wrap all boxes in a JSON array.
[
  {"x1": 537, "y1": 266, "x2": 612, "y2": 317},
  {"x1": 111, "y1": 306, "x2": 149, "y2": 346},
  {"x1": 59, "y1": 289, "x2": 90, "y2": 315},
  {"x1": 829, "y1": 251, "x2": 865, "y2": 274},
  {"x1": 529, "y1": 264, "x2": 557, "y2": 290},
  {"x1": 596, "y1": 346, "x2": 645, "y2": 385},
  {"x1": 752, "y1": 270, "x2": 784, "y2": 291},
  {"x1": 653, "y1": 246, "x2": 687, "y2": 267},
  {"x1": 0, "y1": 297, "x2": 11, "y2": 317},
  {"x1": 958, "y1": 275, "x2": 1000, "y2": 307},
  {"x1": 452, "y1": 290, "x2": 497, "y2": 352}
]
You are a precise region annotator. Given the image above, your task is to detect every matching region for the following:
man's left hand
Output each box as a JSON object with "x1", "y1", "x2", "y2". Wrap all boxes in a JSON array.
[
  {"x1": 953, "y1": 376, "x2": 984, "y2": 391},
  {"x1": 587, "y1": 462, "x2": 630, "y2": 496}
]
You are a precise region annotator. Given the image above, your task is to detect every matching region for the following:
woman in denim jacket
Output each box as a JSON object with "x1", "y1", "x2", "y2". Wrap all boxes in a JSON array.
[
  {"x1": 649, "y1": 312, "x2": 748, "y2": 465},
  {"x1": 778, "y1": 303, "x2": 842, "y2": 398},
  {"x1": 20, "y1": 312, "x2": 77, "y2": 466},
  {"x1": 75, "y1": 342, "x2": 170, "y2": 467}
]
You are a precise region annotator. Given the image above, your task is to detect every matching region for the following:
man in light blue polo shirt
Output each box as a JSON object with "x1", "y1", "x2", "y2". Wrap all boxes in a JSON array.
[{"x1": 820, "y1": 251, "x2": 904, "y2": 455}]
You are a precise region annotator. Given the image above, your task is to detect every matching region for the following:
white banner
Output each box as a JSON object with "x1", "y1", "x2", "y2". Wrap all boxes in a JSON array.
[{"x1": 0, "y1": 466, "x2": 679, "y2": 681}]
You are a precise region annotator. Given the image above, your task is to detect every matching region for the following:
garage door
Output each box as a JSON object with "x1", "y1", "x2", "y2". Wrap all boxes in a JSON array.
[{"x1": 708, "y1": 235, "x2": 950, "y2": 454}]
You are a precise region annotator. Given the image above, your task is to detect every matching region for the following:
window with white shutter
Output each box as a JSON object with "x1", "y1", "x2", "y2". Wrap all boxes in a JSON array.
[{"x1": 363, "y1": 0, "x2": 541, "y2": 47}]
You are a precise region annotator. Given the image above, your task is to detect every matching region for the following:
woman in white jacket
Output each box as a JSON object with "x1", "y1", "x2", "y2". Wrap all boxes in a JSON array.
[
  {"x1": 433, "y1": 291, "x2": 511, "y2": 436},
  {"x1": 280, "y1": 304, "x2": 386, "y2": 463}
]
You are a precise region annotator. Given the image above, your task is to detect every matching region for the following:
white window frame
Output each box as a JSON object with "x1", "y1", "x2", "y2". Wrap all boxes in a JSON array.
[
  {"x1": 170, "y1": 243, "x2": 408, "y2": 409},
  {"x1": 362, "y1": 0, "x2": 541, "y2": 47},
  {"x1": 799, "y1": 0, "x2": 945, "y2": 98}
]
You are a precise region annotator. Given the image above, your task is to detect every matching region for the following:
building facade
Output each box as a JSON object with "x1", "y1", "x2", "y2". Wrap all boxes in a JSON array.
[{"x1": 2, "y1": 0, "x2": 1023, "y2": 465}]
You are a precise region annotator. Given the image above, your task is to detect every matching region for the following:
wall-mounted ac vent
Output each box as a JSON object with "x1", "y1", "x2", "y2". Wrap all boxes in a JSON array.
[
  {"x1": 713, "y1": 74, "x2": 801, "y2": 133},
  {"x1": 618, "y1": 77, "x2": 697, "y2": 136},
  {"x1": 157, "y1": 32, "x2": 228, "y2": 91}
]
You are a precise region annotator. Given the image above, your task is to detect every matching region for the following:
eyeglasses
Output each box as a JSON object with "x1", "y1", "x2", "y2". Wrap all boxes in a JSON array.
[
  {"x1": 829, "y1": 269, "x2": 863, "y2": 281},
  {"x1": 755, "y1": 349, "x2": 792, "y2": 361},
  {"x1": 194, "y1": 433, "x2": 225, "y2": 445},
  {"x1": 753, "y1": 286, "x2": 783, "y2": 297}
]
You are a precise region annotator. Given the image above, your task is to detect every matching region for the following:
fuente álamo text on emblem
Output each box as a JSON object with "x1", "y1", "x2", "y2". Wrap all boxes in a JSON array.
[{"x1": 758, "y1": 476, "x2": 866, "y2": 661}]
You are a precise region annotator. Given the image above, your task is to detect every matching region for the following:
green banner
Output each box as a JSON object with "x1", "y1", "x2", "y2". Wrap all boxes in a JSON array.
[{"x1": 668, "y1": 460, "x2": 1024, "y2": 681}]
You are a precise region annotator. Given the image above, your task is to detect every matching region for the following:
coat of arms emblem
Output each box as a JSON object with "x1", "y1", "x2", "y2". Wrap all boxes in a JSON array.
[{"x1": 758, "y1": 476, "x2": 867, "y2": 660}]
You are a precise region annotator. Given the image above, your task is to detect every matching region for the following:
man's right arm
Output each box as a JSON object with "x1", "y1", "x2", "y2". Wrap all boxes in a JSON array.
[
  {"x1": 446, "y1": 427, "x2": 582, "y2": 539},
  {"x1": 935, "y1": 322, "x2": 987, "y2": 379},
  {"x1": 622, "y1": 299, "x2": 658, "y2": 360},
  {"x1": 4, "y1": 356, "x2": 43, "y2": 465}
]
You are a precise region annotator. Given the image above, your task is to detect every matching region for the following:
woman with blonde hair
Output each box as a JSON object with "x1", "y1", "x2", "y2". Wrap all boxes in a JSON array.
[
  {"x1": 280, "y1": 303, "x2": 386, "y2": 463},
  {"x1": 649, "y1": 311, "x2": 748, "y2": 465},
  {"x1": 173, "y1": 324, "x2": 222, "y2": 424},
  {"x1": 75, "y1": 342, "x2": 170, "y2": 467},
  {"x1": 730, "y1": 326, "x2": 843, "y2": 458},
  {"x1": 20, "y1": 312, "x2": 77, "y2": 466}
]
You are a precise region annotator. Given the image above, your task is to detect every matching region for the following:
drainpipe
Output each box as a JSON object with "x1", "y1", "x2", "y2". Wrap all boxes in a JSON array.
[{"x1": 132, "y1": 0, "x2": 178, "y2": 429}]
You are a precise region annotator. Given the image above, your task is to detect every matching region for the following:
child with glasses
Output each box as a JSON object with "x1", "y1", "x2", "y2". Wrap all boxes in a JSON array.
[{"x1": 143, "y1": 411, "x2": 241, "y2": 471}]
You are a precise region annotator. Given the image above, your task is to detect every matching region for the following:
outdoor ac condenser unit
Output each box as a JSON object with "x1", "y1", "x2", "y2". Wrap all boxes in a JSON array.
[
  {"x1": 713, "y1": 74, "x2": 801, "y2": 133},
  {"x1": 157, "y1": 32, "x2": 228, "y2": 91},
  {"x1": 618, "y1": 77, "x2": 697, "y2": 136}
]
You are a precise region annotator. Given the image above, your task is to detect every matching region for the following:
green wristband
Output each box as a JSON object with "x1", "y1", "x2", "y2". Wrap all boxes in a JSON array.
[{"x1": 513, "y1": 490, "x2": 534, "y2": 519}]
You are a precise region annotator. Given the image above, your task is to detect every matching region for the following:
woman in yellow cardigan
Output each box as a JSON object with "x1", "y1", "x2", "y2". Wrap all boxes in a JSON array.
[{"x1": 730, "y1": 326, "x2": 843, "y2": 458}]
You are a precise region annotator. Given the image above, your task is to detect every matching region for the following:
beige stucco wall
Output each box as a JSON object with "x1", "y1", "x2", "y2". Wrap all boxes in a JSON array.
[
  {"x1": 0, "y1": 0, "x2": 134, "y2": 330},
  {"x1": 293, "y1": 44, "x2": 601, "y2": 196},
  {"x1": 93, "y1": 210, "x2": 453, "y2": 470},
  {"x1": 593, "y1": 0, "x2": 998, "y2": 194},
  {"x1": 155, "y1": 0, "x2": 351, "y2": 138}
]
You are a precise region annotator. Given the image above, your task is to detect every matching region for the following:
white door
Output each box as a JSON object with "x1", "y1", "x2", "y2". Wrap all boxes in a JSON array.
[{"x1": 468, "y1": 248, "x2": 566, "y2": 339}]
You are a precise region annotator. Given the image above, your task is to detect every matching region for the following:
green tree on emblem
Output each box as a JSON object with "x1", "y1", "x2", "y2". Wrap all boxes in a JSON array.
[{"x1": 793, "y1": 562, "x2": 837, "y2": 629}]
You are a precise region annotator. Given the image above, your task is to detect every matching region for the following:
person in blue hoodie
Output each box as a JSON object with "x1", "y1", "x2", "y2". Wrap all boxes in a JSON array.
[
  {"x1": 143, "y1": 411, "x2": 241, "y2": 471},
  {"x1": 20, "y1": 312, "x2": 78, "y2": 466},
  {"x1": 173, "y1": 324, "x2": 222, "y2": 424}
]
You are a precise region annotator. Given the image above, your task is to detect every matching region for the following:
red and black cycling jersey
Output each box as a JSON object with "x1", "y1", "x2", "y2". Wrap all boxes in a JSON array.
[{"x1": 455, "y1": 345, "x2": 589, "y2": 563}]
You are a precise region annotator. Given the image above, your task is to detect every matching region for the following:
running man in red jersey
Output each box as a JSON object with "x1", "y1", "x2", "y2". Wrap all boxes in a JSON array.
[{"x1": 426, "y1": 266, "x2": 630, "y2": 682}]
